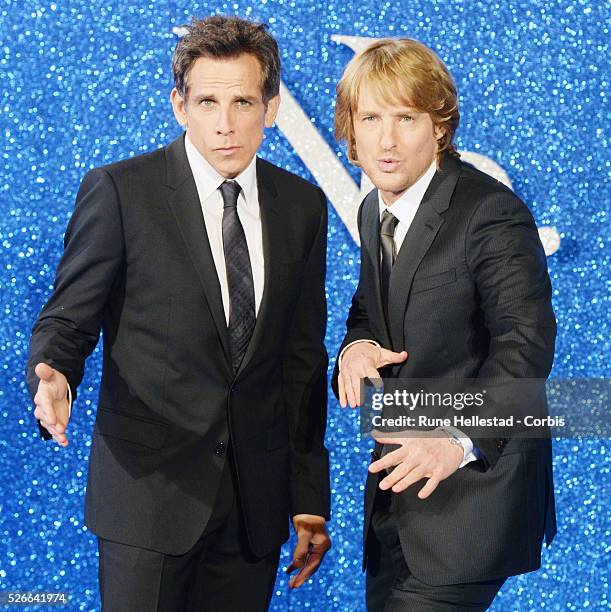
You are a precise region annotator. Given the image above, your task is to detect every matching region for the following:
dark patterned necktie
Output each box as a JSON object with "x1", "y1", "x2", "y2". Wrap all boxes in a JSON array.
[
  {"x1": 220, "y1": 180, "x2": 255, "y2": 374},
  {"x1": 380, "y1": 209, "x2": 399, "y2": 324}
]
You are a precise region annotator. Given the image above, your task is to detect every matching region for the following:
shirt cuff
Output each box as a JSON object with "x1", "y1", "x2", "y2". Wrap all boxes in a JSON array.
[
  {"x1": 440, "y1": 425, "x2": 479, "y2": 468},
  {"x1": 67, "y1": 383, "x2": 72, "y2": 419},
  {"x1": 338, "y1": 340, "x2": 380, "y2": 368}
]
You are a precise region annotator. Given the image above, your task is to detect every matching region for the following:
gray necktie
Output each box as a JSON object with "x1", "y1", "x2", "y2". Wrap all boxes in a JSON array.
[
  {"x1": 380, "y1": 210, "x2": 399, "y2": 324},
  {"x1": 220, "y1": 180, "x2": 255, "y2": 374}
]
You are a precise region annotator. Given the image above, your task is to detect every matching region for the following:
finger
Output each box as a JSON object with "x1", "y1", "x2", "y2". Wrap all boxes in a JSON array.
[
  {"x1": 370, "y1": 431, "x2": 408, "y2": 446},
  {"x1": 287, "y1": 531, "x2": 311, "y2": 575},
  {"x1": 379, "y1": 349, "x2": 408, "y2": 366},
  {"x1": 364, "y1": 368, "x2": 383, "y2": 389},
  {"x1": 378, "y1": 462, "x2": 413, "y2": 490},
  {"x1": 52, "y1": 420, "x2": 66, "y2": 435},
  {"x1": 418, "y1": 474, "x2": 441, "y2": 499},
  {"x1": 34, "y1": 399, "x2": 57, "y2": 427},
  {"x1": 370, "y1": 430, "x2": 408, "y2": 447},
  {"x1": 52, "y1": 431, "x2": 69, "y2": 447},
  {"x1": 41, "y1": 417, "x2": 66, "y2": 438},
  {"x1": 289, "y1": 551, "x2": 324, "y2": 588},
  {"x1": 39, "y1": 420, "x2": 59, "y2": 437},
  {"x1": 289, "y1": 540, "x2": 330, "y2": 588},
  {"x1": 338, "y1": 374, "x2": 347, "y2": 408},
  {"x1": 344, "y1": 374, "x2": 359, "y2": 408},
  {"x1": 391, "y1": 468, "x2": 427, "y2": 494},
  {"x1": 35, "y1": 362, "x2": 55, "y2": 382},
  {"x1": 368, "y1": 447, "x2": 406, "y2": 473}
]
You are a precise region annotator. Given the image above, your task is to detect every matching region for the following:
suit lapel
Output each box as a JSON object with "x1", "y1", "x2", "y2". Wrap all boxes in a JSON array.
[
  {"x1": 387, "y1": 153, "x2": 461, "y2": 350},
  {"x1": 164, "y1": 135, "x2": 232, "y2": 376},
  {"x1": 360, "y1": 190, "x2": 392, "y2": 348}
]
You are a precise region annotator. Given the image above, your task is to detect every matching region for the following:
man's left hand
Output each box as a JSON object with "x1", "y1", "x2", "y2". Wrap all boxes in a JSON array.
[
  {"x1": 286, "y1": 514, "x2": 331, "y2": 589},
  {"x1": 369, "y1": 430, "x2": 464, "y2": 499}
]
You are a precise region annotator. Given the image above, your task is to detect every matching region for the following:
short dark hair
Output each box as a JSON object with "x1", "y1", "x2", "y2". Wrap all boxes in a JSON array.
[{"x1": 172, "y1": 15, "x2": 281, "y2": 103}]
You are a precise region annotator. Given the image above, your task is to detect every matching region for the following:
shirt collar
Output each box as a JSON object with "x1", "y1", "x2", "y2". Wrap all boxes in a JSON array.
[
  {"x1": 184, "y1": 133, "x2": 257, "y2": 208},
  {"x1": 378, "y1": 158, "x2": 437, "y2": 224}
]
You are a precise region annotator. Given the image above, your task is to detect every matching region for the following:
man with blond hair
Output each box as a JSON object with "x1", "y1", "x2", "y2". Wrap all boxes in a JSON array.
[
  {"x1": 27, "y1": 15, "x2": 331, "y2": 610},
  {"x1": 332, "y1": 39, "x2": 556, "y2": 610}
]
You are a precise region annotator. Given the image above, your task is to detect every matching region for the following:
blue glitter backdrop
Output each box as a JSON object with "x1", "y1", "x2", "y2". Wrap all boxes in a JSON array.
[{"x1": 1, "y1": 1, "x2": 609, "y2": 610}]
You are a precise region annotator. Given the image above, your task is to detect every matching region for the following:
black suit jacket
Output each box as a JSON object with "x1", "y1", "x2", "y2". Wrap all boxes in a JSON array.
[
  {"x1": 332, "y1": 152, "x2": 557, "y2": 584},
  {"x1": 27, "y1": 134, "x2": 330, "y2": 557}
]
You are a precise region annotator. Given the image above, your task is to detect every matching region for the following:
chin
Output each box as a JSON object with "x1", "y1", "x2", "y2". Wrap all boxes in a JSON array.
[
  {"x1": 377, "y1": 179, "x2": 408, "y2": 194},
  {"x1": 215, "y1": 160, "x2": 242, "y2": 178}
]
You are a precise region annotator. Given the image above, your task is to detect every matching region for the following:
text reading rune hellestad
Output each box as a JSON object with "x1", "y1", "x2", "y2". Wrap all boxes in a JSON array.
[{"x1": 371, "y1": 415, "x2": 566, "y2": 428}]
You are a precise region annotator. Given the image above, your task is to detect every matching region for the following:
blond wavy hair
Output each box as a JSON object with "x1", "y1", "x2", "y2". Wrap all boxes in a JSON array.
[{"x1": 334, "y1": 38, "x2": 460, "y2": 164}]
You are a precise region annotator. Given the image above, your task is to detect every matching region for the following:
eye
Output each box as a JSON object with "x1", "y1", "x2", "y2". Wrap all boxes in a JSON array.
[
  {"x1": 199, "y1": 98, "x2": 215, "y2": 107},
  {"x1": 362, "y1": 115, "x2": 377, "y2": 122},
  {"x1": 236, "y1": 99, "x2": 252, "y2": 107},
  {"x1": 400, "y1": 115, "x2": 413, "y2": 122}
]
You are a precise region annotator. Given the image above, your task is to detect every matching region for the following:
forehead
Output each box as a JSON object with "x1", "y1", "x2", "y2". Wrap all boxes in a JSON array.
[
  {"x1": 187, "y1": 53, "x2": 264, "y2": 93},
  {"x1": 355, "y1": 78, "x2": 414, "y2": 112}
]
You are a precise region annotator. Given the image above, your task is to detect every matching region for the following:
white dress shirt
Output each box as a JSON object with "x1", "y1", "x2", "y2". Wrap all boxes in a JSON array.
[
  {"x1": 339, "y1": 160, "x2": 478, "y2": 467},
  {"x1": 185, "y1": 134, "x2": 265, "y2": 324},
  {"x1": 377, "y1": 158, "x2": 438, "y2": 249}
]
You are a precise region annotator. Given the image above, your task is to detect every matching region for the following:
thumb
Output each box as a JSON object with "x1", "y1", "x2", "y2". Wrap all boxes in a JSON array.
[
  {"x1": 379, "y1": 349, "x2": 408, "y2": 366},
  {"x1": 35, "y1": 362, "x2": 56, "y2": 382},
  {"x1": 287, "y1": 529, "x2": 311, "y2": 572}
]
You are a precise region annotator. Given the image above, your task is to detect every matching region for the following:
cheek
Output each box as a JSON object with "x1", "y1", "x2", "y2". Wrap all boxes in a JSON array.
[
  {"x1": 190, "y1": 115, "x2": 212, "y2": 133},
  {"x1": 243, "y1": 119, "x2": 265, "y2": 144},
  {"x1": 354, "y1": 131, "x2": 374, "y2": 158}
]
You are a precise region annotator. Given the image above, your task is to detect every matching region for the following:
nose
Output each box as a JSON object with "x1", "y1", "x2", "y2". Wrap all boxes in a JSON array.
[
  {"x1": 379, "y1": 119, "x2": 397, "y2": 151},
  {"x1": 215, "y1": 106, "x2": 234, "y2": 136}
]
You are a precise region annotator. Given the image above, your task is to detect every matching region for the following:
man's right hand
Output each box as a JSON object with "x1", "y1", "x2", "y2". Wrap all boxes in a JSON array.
[
  {"x1": 33, "y1": 363, "x2": 70, "y2": 447},
  {"x1": 338, "y1": 343, "x2": 407, "y2": 408}
]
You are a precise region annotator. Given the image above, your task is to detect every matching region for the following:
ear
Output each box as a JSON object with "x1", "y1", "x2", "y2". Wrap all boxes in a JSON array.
[
  {"x1": 170, "y1": 88, "x2": 188, "y2": 127},
  {"x1": 264, "y1": 94, "x2": 281, "y2": 128}
]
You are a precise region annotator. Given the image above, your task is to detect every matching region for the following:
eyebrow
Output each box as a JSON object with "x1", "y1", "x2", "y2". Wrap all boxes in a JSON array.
[
  {"x1": 233, "y1": 94, "x2": 259, "y2": 103},
  {"x1": 357, "y1": 108, "x2": 418, "y2": 117},
  {"x1": 193, "y1": 93, "x2": 260, "y2": 103}
]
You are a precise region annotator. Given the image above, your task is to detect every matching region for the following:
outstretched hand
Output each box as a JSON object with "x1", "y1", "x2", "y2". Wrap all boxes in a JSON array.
[
  {"x1": 33, "y1": 363, "x2": 70, "y2": 447},
  {"x1": 338, "y1": 343, "x2": 407, "y2": 408}
]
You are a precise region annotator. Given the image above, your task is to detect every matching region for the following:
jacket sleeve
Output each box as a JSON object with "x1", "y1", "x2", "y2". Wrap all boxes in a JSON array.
[
  {"x1": 282, "y1": 188, "x2": 331, "y2": 519},
  {"x1": 464, "y1": 191, "x2": 556, "y2": 469},
  {"x1": 26, "y1": 169, "x2": 125, "y2": 439},
  {"x1": 331, "y1": 200, "x2": 378, "y2": 398}
]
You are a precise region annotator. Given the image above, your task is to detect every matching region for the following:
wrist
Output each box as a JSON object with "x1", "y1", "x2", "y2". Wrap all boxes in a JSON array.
[
  {"x1": 339, "y1": 340, "x2": 380, "y2": 368},
  {"x1": 292, "y1": 513, "x2": 326, "y2": 524},
  {"x1": 438, "y1": 427, "x2": 465, "y2": 456}
]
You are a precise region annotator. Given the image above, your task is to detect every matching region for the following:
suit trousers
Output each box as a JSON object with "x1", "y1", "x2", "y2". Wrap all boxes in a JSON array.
[
  {"x1": 366, "y1": 487, "x2": 506, "y2": 612},
  {"x1": 97, "y1": 448, "x2": 280, "y2": 612}
]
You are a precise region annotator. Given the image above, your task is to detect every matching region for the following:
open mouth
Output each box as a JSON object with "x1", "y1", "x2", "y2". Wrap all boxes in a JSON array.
[{"x1": 376, "y1": 159, "x2": 401, "y2": 171}]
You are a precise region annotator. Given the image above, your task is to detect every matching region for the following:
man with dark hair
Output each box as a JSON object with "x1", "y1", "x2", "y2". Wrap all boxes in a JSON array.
[
  {"x1": 27, "y1": 15, "x2": 331, "y2": 611},
  {"x1": 333, "y1": 39, "x2": 556, "y2": 610}
]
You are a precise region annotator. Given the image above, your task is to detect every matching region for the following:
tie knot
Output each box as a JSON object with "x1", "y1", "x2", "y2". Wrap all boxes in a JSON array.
[
  {"x1": 380, "y1": 210, "x2": 399, "y2": 237},
  {"x1": 219, "y1": 180, "x2": 241, "y2": 208}
]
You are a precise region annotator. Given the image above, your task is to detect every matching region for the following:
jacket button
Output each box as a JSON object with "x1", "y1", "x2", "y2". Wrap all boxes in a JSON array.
[{"x1": 215, "y1": 441, "x2": 226, "y2": 456}]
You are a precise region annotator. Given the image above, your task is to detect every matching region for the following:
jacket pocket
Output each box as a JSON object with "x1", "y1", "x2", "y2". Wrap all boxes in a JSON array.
[
  {"x1": 411, "y1": 268, "x2": 456, "y2": 294},
  {"x1": 94, "y1": 407, "x2": 169, "y2": 450}
]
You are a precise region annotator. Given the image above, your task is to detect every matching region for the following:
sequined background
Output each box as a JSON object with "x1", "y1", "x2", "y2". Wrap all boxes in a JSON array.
[{"x1": 1, "y1": 0, "x2": 609, "y2": 610}]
